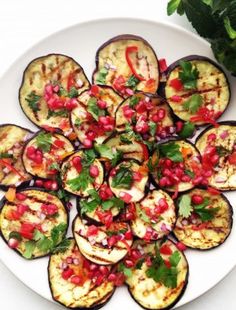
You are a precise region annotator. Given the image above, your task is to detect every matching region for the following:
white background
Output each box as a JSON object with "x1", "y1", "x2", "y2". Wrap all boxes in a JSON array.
[{"x1": 0, "y1": 0, "x2": 235, "y2": 309}]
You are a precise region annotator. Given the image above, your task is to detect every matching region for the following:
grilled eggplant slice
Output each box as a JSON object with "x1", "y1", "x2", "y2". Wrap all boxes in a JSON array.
[
  {"x1": 165, "y1": 56, "x2": 230, "y2": 126},
  {"x1": 0, "y1": 124, "x2": 33, "y2": 189},
  {"x1": 0, "y1": 188, "x2": 68, "y2": 259},
  {"x1": 61, "y1": 150, "x2": 104, "y2": 197},
  {"x1": 73, "y1": 216, "x2": 133, "y2": 265},
  {"x1": 195, "y1": 122, "x2": 236, "y2": 190},
  {"x1": 124, "y1": 239, "x2": 188, "y2": 310},
  {"x1": 174, "y1": 188, "x2": 233, "y2": 250},
  {"x1": 77, "y1": 183, "x2": 124, "y2": 225},
  {"x1": 93, "y1": 35, "x2": 159, "y2": 97},
  {"x1": 115, "y1": 92, "x2": 174, "y2": 140},
  {"x1": 131, "y1": 190, "x2": 176, "y2": 241},
  {"x1": 150, "y1": 139, "x2": 202, "y2": 193},
  {"x1": 48, "y1": 238, "x2": 115, "y2": 309},
  {"x1": 104, "y1": 133, "x2": 149, "y2": 163},
  {"x1": 71, "y1": 85, "x2": 123, "y2": 145},
  {"x1": 19, "y1": 54, "x2": 90, "y2": 133},
  {"x1": 109, "y1": 160, "x2": 149, "y2": 203},
  {"x1": 22, "y1": 131, "x2": 74, "y2": 179}
]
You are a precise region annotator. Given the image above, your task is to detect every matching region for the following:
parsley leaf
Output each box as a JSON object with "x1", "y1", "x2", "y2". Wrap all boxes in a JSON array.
[
  {"x1": 169, "y1": 251, "x2": 181, "y2": 267},
  {"x1": 96, "y1": 68, "x2": 109, "y2": 85},
  {"x1": 118, "y1": 263, "x2": 132, "y2": 277},
  {"x1": 67, "y1": 169, "x2": 93, "y2": 192},
  {"x1": 149, "y1": 121, "x2": 157, "y2": 137},
  {"x1": 178, "y1": 121, "x2": 195, "y2": 138},
  {"x1": 74, "y1": 118, "x2": 81, "y2": 127},
  {"x1": 68, "y1": 86, "x2": 78, "y2": 98},
  {"x1": 23, "y1": 241, "x2": 36, "y2": 259},
  {"x1": 129, "y1": 96, "x2": 140, "y2": 108},
  {"x1": 87, "y1": 97, "x2": 105, "y2": 121},
  {"x1": 178, "y1": 194, "x2": 193, "y2": 218},
  {"x1": 51, "y1": 223, "x2": 67, "y2": 246},
  {"x1": 120, "y1": 134, "x2": 132, "y2": 144},
  {"x1": 126, "y1": 75, "x2": 140, "y2": 88},
  {"x1": 179, "y1": 60, "x2": 199, "y2": 89},
  {"x1": 52, "y1": 238, "x2": 71, "y2": 254},
  {"x1": 36, "y1": 132, "x2": 52, "y2": 153},
  {"x1": 183, "y1": 94, "x2": 203, "y2": 114},
  {"x1": 184, "y1": 169, "x2": 195, "y2": 179},
  {"x1": 158, "y1": 142, "x2": 183, "y2": 162},
  {"x1": 137, "y1": 205, "x2": 151, "y2": 223},
  {"x1": 47, "y1": 109, "x2": 68, "y2": 119},
  {"x1": 95, "y1": 144, "x2": 123, "y2": 166},
  {"x1": 193, "y1": 197, "x2": 219, "y2": 221},
  {"x1": 111, "y1": 164, "x2": 133, "y2": 189},
  {"x1": 25, "y1": 92, "x2": 41, "y2": 112}
]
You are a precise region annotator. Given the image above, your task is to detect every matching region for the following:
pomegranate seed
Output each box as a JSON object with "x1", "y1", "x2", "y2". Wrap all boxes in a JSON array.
[
  {"x1": 157, "y1": 108, "x2": 166, "y2": 120},
  {"x1": 145, "y1": 256, "x2": 152, "y2": 267},
  {"x1": 66, "y1": 257, "x2": 73, "y2": 264},
  {"x1": 181, "y1": 175, "x2": 191, "y2": 182},
  {"x1": 108, "y1": 235, "x2": 118, "y2": 247},
  {"x1": 165, "y1": 159, "x2": 172, "y2": 167},
  {"x1": 175, "y1": 168, "x2": 184, "y2": 178},
  {"x1": 170, "y1": 95, "x2": 182, "y2": 102},
  {"x1": 99, "y1": 266, "x2": 109, "y2": 275},
  {"x1": 43, "y1": 180, "x2": 53, "y2": 190},
  {"x1": 176, "y1": 242, "x2": 187, "y2": 251},
  {"x1": 211, "y1": 154, "x2": 219, "y2": 165},
  {"x1": 8, "y1": 238, "x2": 19, "y2": 249},
  {"x1": 123, "y1": 106, "x2": 135, "y2": 119},
  {"x1": 65, "y1": 98, "x2": 78, "y2": 110},
  {"x1": 87, "y1": 225, "x2": 99, "y2": 236},
  {"x1": 133, "y1": 172, "x2": 143, "y2": 182},
  {"x1": 135, "y1": 121, "x2": 149, "y2": 134},
  {"x1": 17, "y1": 204, "x2": 29, "y2": 215},
  {"x1": 120, "y1": 192, "x2": 132, "y2": 203},
  {"x1": 86, "y1": 131, "x2": 96, "y2": 141},
  {"x1": 72, "y1": 156, "x2": 82, "y2": 173},
  {"x1": 35, "y1": 179, "x2": 44, "y2": 187},
  {"x1": 16, "y1": 193, "x2": 27, "y2": 201},
  {"x1": 83, "y1": 138, "x2": 93, "y2": 148},
  {"x1": 124, "y1": 259, "x2": 134, "y2": 268},
  {"x1": 130, "y1": 249, "x2": 141, "y2": 260},
  {"x1": 125, "y1": 212, "x2": 135, "y2": 221},
  {"x1": 97, "y1": 100, "x2": 107, "y2": 109},
  {"x1": 51, "y1": 181, "x2": 58, "y2": 191},
  {"x1": 135, "y1": 101, "x2": 147, "y2": 113},
  {"x1": 26, "y1": 146, "x2": 36, "y2": 156},
  {"x1": 176, "y1": 121, "x2": 184, "y2": 133},
  {"x1": 41, "y1": 203, "x2": 58, "y2": 215},
  {"x1": 89, "y1": 263, "x2": 98, "y2": 271},
  {"x1": 54, "y1": 139, "x2": 65, "y2": 148},
  {"x1": 124, "y1": 230, "x2": 132, "y2": 240},
  {"x1": 191, "y1": 194, "x2": 204, "y2": 205},
  {"x1": 163, "y1": 168, "x2": 172, "y2": 177},
  {"x1": 89, "y1": 165, "x2": 99, "y2": 178},
  {"x1": 152, "y1": 114, "x2": 160, "y2": 123},
  {"x1": 70, "y1": 275, "x2": 82, "y2": 285},
  {"x1": 159, "y1": 58, "x2": 168, "y2": 73},
  {"x1": 62, "y1": 268, "x2": 74, "y2": 280},
  {"x1": 193, "y1": 176, "x2": 203, "y2": 185},
  {"x1": 108, "y1": 273, "x2": 117, "y2": 282},
  {"x1": 207, "y1": 133, "x2": 217, "y2": 141},
  {"x1": 159, "y1": 177, "x2": 168, "y2": 187}
]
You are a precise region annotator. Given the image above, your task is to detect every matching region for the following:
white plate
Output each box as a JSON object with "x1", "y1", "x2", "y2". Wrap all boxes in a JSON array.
[{"x1": 0, "y1": 17, "x2": 235, "y2": 310}]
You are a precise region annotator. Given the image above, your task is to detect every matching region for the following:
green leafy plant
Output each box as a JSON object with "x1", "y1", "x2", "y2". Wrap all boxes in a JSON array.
[{"x1": 167, "y1": 0, "x2": 236, "y2": 75}]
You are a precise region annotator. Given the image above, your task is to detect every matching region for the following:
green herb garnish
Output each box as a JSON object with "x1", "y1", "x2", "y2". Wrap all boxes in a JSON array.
[
  {"x1": 126, "y1": 75, "x2": 140, "y2": 88},
  {"x1": 158, "y1": 142, "x2": 183, "y2": 162},
  {"x1": 25, "y1": 92, "x2": 41, "y2": 112},
  {"x1": 36, "y1": 132, "x2": 52, "y2": 152},
  {"x1": 96, "y1": 68, "x2": 109, "y2": 85},
  {"x1": 183, "y1": 94, "x2": 203, "y2": 114},
  {"x1": 178, "y1": 121, "x2": 195, "y2": 138},
  {"x1": 111, "y1": 164, "x2": 133, "y2": 189}
]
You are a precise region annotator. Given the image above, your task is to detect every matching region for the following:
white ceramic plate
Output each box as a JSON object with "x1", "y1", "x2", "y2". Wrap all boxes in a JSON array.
[{"x1": 0, "y1": 18, "x2": 235, "y2": 310}]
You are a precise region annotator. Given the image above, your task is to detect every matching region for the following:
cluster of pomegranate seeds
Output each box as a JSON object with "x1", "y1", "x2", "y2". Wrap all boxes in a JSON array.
[
  {"x1": 35, "y1": 179, "x2": 59, "y2": 191},
  {"x1": 112, "y1": 75, "x2": 134, "y2": 96},
  {"x1": 99, "y1": 184, "x2": 113, "y2": 201},
  {"x1": 44, "y1": 83, "x2": 78, "y2": 111},
  {"x1": 26, "y1": 146, "x2": 43, "y2": 164},
  {"x1": 41, "y1": 203, "x2": 58, "y2": 216}
]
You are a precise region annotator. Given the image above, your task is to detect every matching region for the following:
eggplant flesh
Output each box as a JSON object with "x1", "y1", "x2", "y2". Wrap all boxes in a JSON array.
[
  {"x1": 126, "y1": 239, "x2": 188, "y2": 310},
  {"x1": 165, "y1": 56, "x2": 230, "y2": 125},
  {"x1": 0, "y1": 188, "x2": 68, "y2": 259},
  {"x1": 19, "y1": 54, "x2": 90, "y2": 132},
  {"x1": 104, "y1": 133, "x2": 147, "y2": 163},
  {"x1": 22, "y1": 131, "x2": 74, "y2": 179},
  {"x1": 109, "y1": 160, "x2": 149, "y2": 203},
  {"x1": 131, "y1": 190, "x2": 176, "y2": 240},
  {"x1": 196, "y1": 123, "x2": 236, "y2": 190},
  {"x1": 73, "y1": 216, "x2": 132, "y2": 265},
  {"x1": 174, "y1": 188, "x2": 233, "y2": 250},
  {"x1": 151, "y1": 140, "x2": 201, "y2": 192},
  {"x1": 0, "y1": 124, "x2": 33, "y2": 189},
  {"x1": 61, "y1": 151, "x2": 104, "y2": 197},
  {"x1": 93, "y1": 35, "x2": 159, "y2": 97},
  {"x1": 48, "y1": 239, "x2": 115, "y2": 309}
]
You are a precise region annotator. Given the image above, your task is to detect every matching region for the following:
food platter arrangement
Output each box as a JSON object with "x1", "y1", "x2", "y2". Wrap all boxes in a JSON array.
[{"x1": 0, "y1": 33, "x2": 234, "y2": 310}]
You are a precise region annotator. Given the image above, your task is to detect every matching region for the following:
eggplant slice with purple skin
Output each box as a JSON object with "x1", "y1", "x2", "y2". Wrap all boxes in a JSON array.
[
  {"x1": 48, "y1": 238, "x2": 115, "y2": 309},
  {"x1": 0, "y1": 188, "x2": 68, "y2": 259},
  {"x1": 131, "y1": 189, "x2": 176, "y2": 241},
  {"x1": 124, "y1": 239, "x2": 189, "y2": 310},
  {"x1": 174, "y1": 188, "x2": 233, "y2": 250},
  {"x1": 108, "y1": 160, "x2": 149, "y2": 203},
  {"x1": 22, "y1": 130, "x2": 74, "y2": 179},
  {"x1": 195, "y1": 121, "x2": 236, "y2": 190},
  {"x1": 150, "y1": 139, "x2": 202, "y2": 193},
  {"x1": 71, "y1": 85, "x2": 123, "y2": 145},
  {"x1": 19, "y1": 54, "x2": 90, "y2": 133},
  {"x1": 92, "y1": 35, "x2": 159, "y2": 97},
  {"x1": 115, "y1": 92, "x2": 175, "y2": 141},
  {"x1": 60, "y1": 150, "x2": 104, "y2": 197},
  {"x1": 0, "y1": 124, "x2": 34, "y2": 190},
  {"x1": 164, "y1": 55, "x2": 230, "y2": 126},
  {"x1": 73, "y1": 216, "x2": 133, "y2": 265}
]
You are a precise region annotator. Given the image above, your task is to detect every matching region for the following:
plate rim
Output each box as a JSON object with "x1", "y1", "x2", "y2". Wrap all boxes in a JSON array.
[{"x1": 0, "y1": 16, "x2": 234, "y2": 310}]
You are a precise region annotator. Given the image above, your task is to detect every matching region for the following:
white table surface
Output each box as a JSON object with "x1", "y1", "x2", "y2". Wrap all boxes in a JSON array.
[{"x1": 0, "y1": 0, "x2": 235, "y2": 309}]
